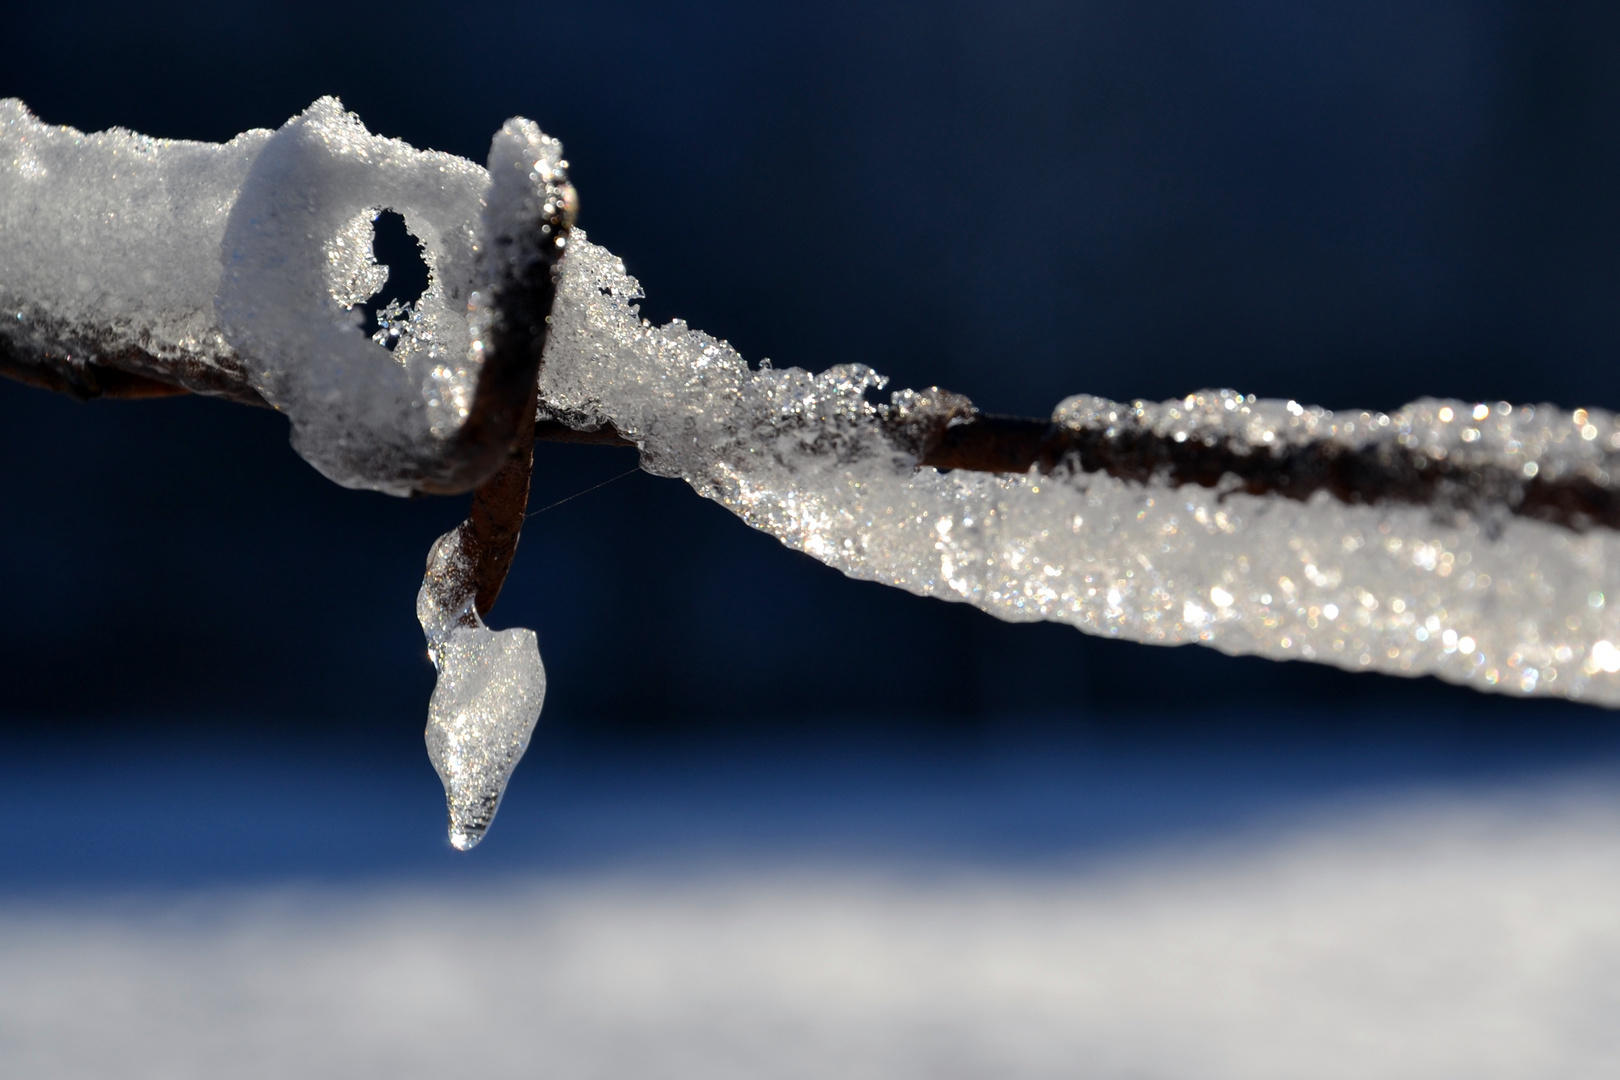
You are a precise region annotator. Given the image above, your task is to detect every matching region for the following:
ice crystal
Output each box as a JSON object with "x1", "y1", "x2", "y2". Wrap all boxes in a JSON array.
[
  {"x1": 0, "y1": 98, "x2": 269, "y2": 387},
  {"x1": 540, "y1": 235, "x2": 1620, "y2": 706},
  {"x1": 1, "y1": 98, "x2": 568, "y2": 498},
  {"x1": 417, "y1": 525, "x2": 546, "y2": 850},
  {"x1": 8, "y1": 97, "x2": 1620, "y2": 855}
]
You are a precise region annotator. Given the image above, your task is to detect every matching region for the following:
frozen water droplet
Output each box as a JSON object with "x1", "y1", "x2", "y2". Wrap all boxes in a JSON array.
[{"x1": 417, "y1": 528, "x2": 546, "y2": 849}]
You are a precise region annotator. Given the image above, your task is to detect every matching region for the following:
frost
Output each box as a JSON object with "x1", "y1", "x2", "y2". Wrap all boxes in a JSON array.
[
  {"x1": 0, "y1": 97, "x2": 270, "y2": 391},
  {"x1": 541, "y1": 234, "x2": 1620, "y2": 707},
  {"x1": 1, "y1": 97, "x2": 569, "y2": 497},
  {"x1": 215, "y1": 98, "x2": 494, "y2": 493},
  {"x1": 417, "y1": 525, "x2": 546, "y2": 850},
  {"x1": 10, "y1": 96, "x2": 1620, "y2": 852},
  {"x1": 324, "y1": 209, "x2": 390, "y2": 311},
  {"x1": 2, "y1": 99, "x2": 570, "y2": 848}
]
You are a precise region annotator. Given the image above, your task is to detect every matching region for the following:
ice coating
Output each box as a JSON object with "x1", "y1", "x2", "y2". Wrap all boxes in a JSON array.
[
  {"x1": 0, "y1": 98, "x2": 270, "y2": 395},
  {"x1": 216, "y1": 98, "x2": 495, "y2": 493},
  {"x1": 477, "y1": 117, "x2": 574, "y2": 299},
  {"x1": 540, "y1": 234, "x2": 1620, "y2": 706},
  {"x1": 417, "y1": 526, "x2": 547, "y2": 850},
  {"x1": 2, "y1": 98, "x2": 571, "y2": 496}
]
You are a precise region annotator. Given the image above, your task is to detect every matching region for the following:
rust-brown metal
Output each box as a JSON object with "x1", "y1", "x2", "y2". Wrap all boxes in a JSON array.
[
  {"x1": 911, "y1": 412, "x2": 1620, "y2": 533},
  {"x1": 530, "y1": 406, "x2": 1620, "y2": 534},
  {"x1": 14, "y1": 348, "x2": 1620, "y2": 537},
  {"x1": 461, "y1": 381, "x2": 538, "y2": 618},
  {"x1": 12, "y1": 309, "x2": 1620, "y2": 621},
  {"x1": 0, "y1": 340, "x2": 266, "y2": 406}
]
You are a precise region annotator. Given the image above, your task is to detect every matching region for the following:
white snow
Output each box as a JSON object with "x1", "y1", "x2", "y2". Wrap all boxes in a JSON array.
[
  {"x1": 540, "y1": 235, "x2": 1620, "y2": 706},
  {"x1": 214, "y1": 98, "x2": 496, "y2": 494},
  {"x1": 3, "y1": 100, "x2": 568, "y2": 844},
  {"x1": 477, "y1": 115, "x2": 572, "y2": 292},
  {"x1": 4, "y1": 785, "x2": 1620, "y2": 1078},
  {"x1": 9, "y1": 95, "x2": 1620, "y2": 724},
  {"x1": 0, "y1": 98, "x2": 270, "y2": 386},
  {"x1": 2, "y1": 98, "x2": 569, "y2": 496}
]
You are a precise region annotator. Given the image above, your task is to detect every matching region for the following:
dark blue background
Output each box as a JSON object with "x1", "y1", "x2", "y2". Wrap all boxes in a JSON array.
[{"x1": 4, "y1": 1, "x2": 1620, "y2": 882}]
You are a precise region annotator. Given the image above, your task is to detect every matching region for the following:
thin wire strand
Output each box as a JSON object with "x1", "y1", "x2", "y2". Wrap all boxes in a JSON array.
[{"x1": 526, "y1": 466, "x2": 641, "y2": 519}]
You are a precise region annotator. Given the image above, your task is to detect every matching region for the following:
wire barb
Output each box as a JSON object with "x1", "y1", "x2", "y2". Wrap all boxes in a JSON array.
[{"x1": 527, "y1": 467, "x2": 641, "y2": 520}]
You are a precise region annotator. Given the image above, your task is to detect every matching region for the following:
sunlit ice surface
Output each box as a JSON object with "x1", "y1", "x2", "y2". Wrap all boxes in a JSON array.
[{"x1": 4, "y1": 709, "x2": 1620, "y2": 1079}]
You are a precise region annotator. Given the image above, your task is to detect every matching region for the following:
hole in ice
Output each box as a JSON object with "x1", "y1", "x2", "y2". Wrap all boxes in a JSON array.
[{"x1": 358, "y1": 210, "x2": 431, "y2": 351}]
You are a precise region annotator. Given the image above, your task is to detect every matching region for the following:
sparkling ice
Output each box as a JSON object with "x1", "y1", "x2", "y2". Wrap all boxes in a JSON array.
[
  {"x1": 539, "y1": 235, "x2": 1620, "y2": 708},
  {"x1": 9, "y1": 99, "x2": 1620, "y2": 852},
  {"x1": 418, "y1": 525, "x2": 546, "y2": 850}
]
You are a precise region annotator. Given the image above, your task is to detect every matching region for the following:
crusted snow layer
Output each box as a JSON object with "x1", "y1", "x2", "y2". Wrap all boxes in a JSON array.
[
  {"x1": 2, "y1": 99, "x2": 568, "y2": 496},
  {"x1": 0, "y1": 98, "x2": 269, "y2": 382},
  {"x1": 540, "y1": 235, "x2": 1620, "y2": 706},
  {"x1": 417, "y1": 525, "x2": 546, "y2": 850},
  {"x1": 478, "y1": 116, "x2": 573, "y2": 302}
]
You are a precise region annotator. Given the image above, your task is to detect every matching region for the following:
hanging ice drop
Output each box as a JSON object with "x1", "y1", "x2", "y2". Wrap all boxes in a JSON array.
[{"x1": 417, "y1": 526, "x2": 546, "y2": 850}]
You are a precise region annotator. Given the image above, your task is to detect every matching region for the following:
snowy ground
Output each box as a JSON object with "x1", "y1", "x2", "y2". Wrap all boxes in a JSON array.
[{"x1": 3, "y1": 712, "x2": 1620, "y2": 1078}]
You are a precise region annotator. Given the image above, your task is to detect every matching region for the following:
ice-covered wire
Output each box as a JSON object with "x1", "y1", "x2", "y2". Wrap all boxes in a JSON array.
[{"x1": 9, "y1": 99, "x2": 1620, "y2": 849}]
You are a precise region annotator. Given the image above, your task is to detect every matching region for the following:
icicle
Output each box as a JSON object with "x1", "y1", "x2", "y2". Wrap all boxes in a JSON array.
[
  {"x1": 416, "y1": 525, "x2": 546, "y2": 850},
  {"x1": 4, "y1": 99, "x2": 568, "y2": 846}
]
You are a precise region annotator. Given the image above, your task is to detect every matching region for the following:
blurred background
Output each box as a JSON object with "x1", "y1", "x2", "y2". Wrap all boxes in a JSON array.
[{"x1": 5, "y1": 2, "x2": 1620, "y2": 1075}]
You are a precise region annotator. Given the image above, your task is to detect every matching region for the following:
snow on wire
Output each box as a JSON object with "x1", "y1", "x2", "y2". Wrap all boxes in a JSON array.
[{"x1": 6, "y1": 98, "x2": 1620, "y2": 844}]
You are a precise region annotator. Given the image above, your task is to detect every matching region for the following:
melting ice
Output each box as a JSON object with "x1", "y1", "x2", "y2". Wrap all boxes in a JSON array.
[
  {"x1": 539, "y1": 234, "x2": 1620, "y2": 708},
  {"x1": 417, "y1": 526, "x2": 547, "y2": 850}
]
